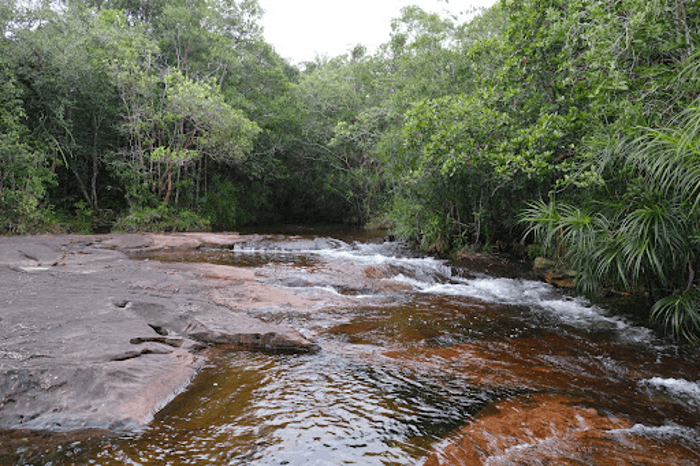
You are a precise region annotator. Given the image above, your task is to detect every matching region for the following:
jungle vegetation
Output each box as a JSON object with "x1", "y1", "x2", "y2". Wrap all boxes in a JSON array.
[{"x1": 1, "y1": 0, "x2": 699, "y2": 339}]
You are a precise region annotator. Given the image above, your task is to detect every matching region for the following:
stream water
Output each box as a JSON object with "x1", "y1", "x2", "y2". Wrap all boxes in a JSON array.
[{"x1": 26, "y1": 231, "x2": 700, "y2": 464}]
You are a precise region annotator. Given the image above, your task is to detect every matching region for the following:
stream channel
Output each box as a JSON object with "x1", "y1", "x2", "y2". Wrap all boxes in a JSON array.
[{"x1": 29, "y1": 229, "x2": 700, "y2": 465}]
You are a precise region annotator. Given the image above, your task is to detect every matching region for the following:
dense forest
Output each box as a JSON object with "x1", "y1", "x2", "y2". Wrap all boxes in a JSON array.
[{"x1": 2, "y1": 0, "x2": 700, "y2": 339}]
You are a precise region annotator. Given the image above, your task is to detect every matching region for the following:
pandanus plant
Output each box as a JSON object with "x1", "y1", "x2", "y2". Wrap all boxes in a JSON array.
[{"x1": 521, "y1": 100, "x2": 700, "y2": 341}]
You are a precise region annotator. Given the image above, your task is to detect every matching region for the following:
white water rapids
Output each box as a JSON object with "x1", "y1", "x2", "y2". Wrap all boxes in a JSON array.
[{"x1": 46, "y1": 234, "x2": 700, "y2": 465}]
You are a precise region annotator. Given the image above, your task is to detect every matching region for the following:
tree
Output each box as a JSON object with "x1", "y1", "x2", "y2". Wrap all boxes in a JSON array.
[
  {"x1": 110, "y1": 62, "x2": 260, "y2": 207},
  {"x1": 149, "y1": 70, "x2": 261, "y2": 205},
  {"x1": 81, "y1": 0, "x2": 168, "y2": 23},
  {"x1": 12, "y1": 4, "x2": 123, "y2": 212},
  {"x1": 0, "y1": 43, "x2": 54, "y2": 233}
]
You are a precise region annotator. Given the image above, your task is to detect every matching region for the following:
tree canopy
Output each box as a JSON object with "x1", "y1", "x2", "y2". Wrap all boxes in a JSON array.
[{"x1": 2, "y1": 0, "x2": 700, "y2": 338}]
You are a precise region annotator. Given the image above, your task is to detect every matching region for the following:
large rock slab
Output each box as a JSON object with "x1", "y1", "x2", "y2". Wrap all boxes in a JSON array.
[
  {"x1": 97, "y1": 232, "x2": 252, "y2": 251},
  {"x1": 0, "y1": 234, "x2": 317, "y2": 433}
]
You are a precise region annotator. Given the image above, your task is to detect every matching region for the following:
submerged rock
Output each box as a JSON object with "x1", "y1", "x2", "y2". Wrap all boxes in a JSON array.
[{"x1": 423, "y1": 393, "x2": 699, "y2": 466}]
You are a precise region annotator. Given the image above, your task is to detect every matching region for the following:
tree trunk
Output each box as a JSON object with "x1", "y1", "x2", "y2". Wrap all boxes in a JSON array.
[{"x1": 164, "y1": 165, "x2": 173, "y2": 205}]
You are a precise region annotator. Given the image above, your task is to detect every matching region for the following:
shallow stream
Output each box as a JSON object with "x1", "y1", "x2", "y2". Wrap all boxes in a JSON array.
[{"x1": 26, "y1": 231, "x2": 700, "y2": 464}]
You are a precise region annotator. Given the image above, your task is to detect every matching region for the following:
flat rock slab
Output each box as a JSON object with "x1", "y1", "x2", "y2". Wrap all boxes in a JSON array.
[
  {"x1": 98, "y1": 232, "x2": 253, "y2": 251},
  {"x1": 0, "y1": 234, "x2": 317, "y2": 433}
]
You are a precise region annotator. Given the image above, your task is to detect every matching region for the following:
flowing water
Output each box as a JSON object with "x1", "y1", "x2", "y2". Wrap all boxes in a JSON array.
[{"x1": 24, "y1": 232, "x2": 700, "y2": 464}]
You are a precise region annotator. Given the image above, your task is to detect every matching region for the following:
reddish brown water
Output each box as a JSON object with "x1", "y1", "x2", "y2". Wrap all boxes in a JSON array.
[{"x1": 11, "y1": 233, "x2": 700, "y2": 465}]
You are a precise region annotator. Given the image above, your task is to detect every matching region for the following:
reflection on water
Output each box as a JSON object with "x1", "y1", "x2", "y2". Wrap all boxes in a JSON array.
[
  {"x1": 80, "y1": 345, "x2": 510, "y2": 466},
  {"x1": 14, "y1": 233, "x2": 700, "y2": 465}
]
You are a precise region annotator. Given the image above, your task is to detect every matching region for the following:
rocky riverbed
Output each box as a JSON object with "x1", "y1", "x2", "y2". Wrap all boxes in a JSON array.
[
  {"x1": 3, "y1": 232, "x2": 699, "y2": 465},
  {"x1": 0, "y1": 233, "x2": 317, "y2": 436}
]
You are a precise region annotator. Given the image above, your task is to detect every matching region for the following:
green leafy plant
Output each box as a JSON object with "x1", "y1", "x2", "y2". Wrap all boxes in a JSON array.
[
  {"x1": 113, "y1": 204, "x2": 210, "y2": 232},
  {"x1": 71, "y1": 200, "x2": 96, "y2": 234},
  {"x1": 522, "y1": 99, "x2": 700, "y2": 341}
]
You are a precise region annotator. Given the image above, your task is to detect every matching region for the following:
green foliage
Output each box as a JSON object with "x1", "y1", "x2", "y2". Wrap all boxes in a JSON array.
[
  {"x1": 652, "y1": 290, "x2": 700, "y2": 343},
  {"x1": 159, "y1": 70, "x2": 261, "y2": 162},
  {"x1": 200, "y1": 179, "x2": 251, "y2": 230},
  {"x1": 110, "y1": 62, "x2": 260, "y2": 206},
  {"x1": 12, "y1": 4, "x2": 125, "y2": 214},
  {"x1": 0, "y1": 50, "x2": 55, "y2": 234},
  {"x1": 510, "y1": 0, "x2": 700, "y2": 342},
  {"x1": 522, "y1": 97, "x2": 700, "y2": 340},
  {"x1": 113, "y1": 204, "x2": 210, "y2": 232},
  {"x1": 625, "y1": 102, "x2": 700, "y2": 210},
  {"x1": 64, "y1": 200, "x2": 97, "y2": 234},
  {"x1": 3, "y1": 0, "x2": 700, "y2": 343}
]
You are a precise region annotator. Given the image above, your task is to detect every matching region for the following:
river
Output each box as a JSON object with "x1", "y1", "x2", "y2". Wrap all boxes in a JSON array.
[{"x1": 22, "y1": 230, "x2": 700, "y2": 465}]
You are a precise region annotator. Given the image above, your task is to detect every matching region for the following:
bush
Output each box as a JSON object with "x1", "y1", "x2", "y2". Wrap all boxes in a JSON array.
[
  {"x1": 200, "y1": 180, "x2": 252, "y2": 230},
  {"x1": 113, "y1": 204, "x2": 210, "y2": 233}
]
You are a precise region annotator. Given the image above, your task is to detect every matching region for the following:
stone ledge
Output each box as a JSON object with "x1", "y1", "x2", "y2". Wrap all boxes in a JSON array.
[{"x1": 0, "y1": 233, "x2": 318, "y2": 434}]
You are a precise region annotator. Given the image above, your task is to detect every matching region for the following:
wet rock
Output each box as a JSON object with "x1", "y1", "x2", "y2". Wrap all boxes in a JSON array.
[
  {"x1": 98, "y1": 234, "x2": 153, "y2": 250},
  {"x1": 451, "y1": 252, "x2": 531, "y2": 279},
  {"x1": 231, "y1": 235, "x2": 350, "y2": 252},
  {"x1": 130, "y1": 336, "x2": 184, "y2": 347},
  {"x1": 0, "y1": 233, "x2": 318, "y2": 434},
  {"x1": 364, "y1": 266, "x2": 388, "y2": 279},
  {"x1": 95, "y1": 232, "x2": 248, "y2": 252},
  {"x1": 384, "y1": 326, "x2": 700, "y2": 465},
  {"x1": 531, "y1": 256, "x2": 576, "y2": 288},
  {"x1": 423, "y1": 393, "x2": 699, "y2": 466}
]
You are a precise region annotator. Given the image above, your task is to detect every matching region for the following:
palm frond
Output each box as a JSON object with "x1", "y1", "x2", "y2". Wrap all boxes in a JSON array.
[
  {"x1": 619, "y1": 202, "x2": 687, "y2": 284},
  {"x1": 651, "y1": 289, "x2": 700, "y2": 342},
  {"x1": 627, "y1": 103, "x2": 700, "y2": 210},
  {"x1": 519, "y1": 199, "x2": 563, "y2": 254}
]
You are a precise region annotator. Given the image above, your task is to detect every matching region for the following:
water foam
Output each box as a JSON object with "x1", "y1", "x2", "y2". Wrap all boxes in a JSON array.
[
  {"x1": 608, "y1": 422, "x2": 700, "y2": 442},
  {"x1": 406, "y1": 274, "x2": 648, "y2": 336},
  {"x1": 239, "y1": 238, "x2": 653, "y2": 339},
  {"x1": 641, "y1": 377, "x2": 700, "y2": 408}
]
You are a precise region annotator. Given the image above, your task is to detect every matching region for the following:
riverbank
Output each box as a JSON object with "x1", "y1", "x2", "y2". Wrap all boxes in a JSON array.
[{"x1": 0, "y1": 233, "x2": 318, "y2": 439}]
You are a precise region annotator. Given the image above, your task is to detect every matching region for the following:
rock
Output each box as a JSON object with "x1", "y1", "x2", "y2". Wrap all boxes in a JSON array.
[
  {"x1": 422, "y1": 393, "x2": 696, "y2": 466},
  {"x1": 364, "y1": 266, "x2": 388, "y2": 279},
  {"x1": 0, "y1": 236, "x2": 64, "y2": 270},
  {"x1": 451, "y1": 252, "x2": 531, "y2": 279},
  {"x1": 98, "y1": 234, "x2": 153, "y2": 250},
  {"x1": 423, "y1": 394, "x2": 633, "y2": 466},
  {"x1": 0, "y1": 233, "x2": 318, "y2": 433},
  {"x1": 531, "y1": 256, "x2": 576, "y2": 288},
  {"x1": 96, "y1": 232, "x2": 248, "y2": 252},
  {"x1": 532, "y1": 256, "x2": 556, "y2": 270},
  {"x1": 130, "y1": 336, "x2": 184, "y2": 347}
]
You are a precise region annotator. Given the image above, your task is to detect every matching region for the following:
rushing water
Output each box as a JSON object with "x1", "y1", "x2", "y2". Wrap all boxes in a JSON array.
[{"x1": 21, "y1": 232, "x2": 700, "y2": 465}]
